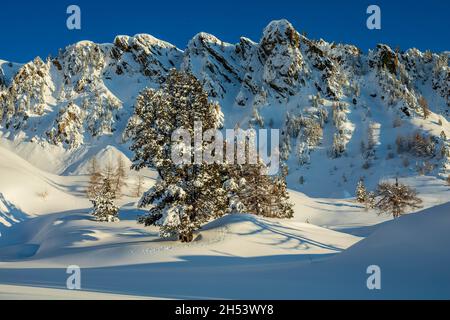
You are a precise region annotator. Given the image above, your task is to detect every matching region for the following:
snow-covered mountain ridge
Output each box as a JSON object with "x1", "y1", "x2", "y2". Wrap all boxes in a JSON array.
[{"x1": 0, "y1": 19, "x2": 449, "y2": 197}]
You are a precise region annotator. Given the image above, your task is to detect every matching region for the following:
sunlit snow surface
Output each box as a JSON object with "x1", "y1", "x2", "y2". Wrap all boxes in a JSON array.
[
  {"x1": 0, "y1": 144, "x2": 449, "y2": 299},
  {"x1": 1, "y1": 20, "x2": 449, "y2": 299}
]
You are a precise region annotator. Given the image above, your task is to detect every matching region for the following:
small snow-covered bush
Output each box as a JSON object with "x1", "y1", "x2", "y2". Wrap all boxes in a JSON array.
[
  {"x1": 330, "y1": 133, "x2": 346, "y2": 158},
  {"x1": 355, "y1": 180, "x2": 375, "y2": 210},
  {"x1": 90, "y1": 178, "x2": 120, "y2": 222},
  {"x1": 355, "y1": 179, "x2": 367, "y2": 203}
]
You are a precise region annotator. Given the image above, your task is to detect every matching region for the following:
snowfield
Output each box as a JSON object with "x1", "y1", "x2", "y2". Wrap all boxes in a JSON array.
[
  {"x1": 1, "y1": 19, "x2": 449, "y2": 299},
  {"x1": 1, "y1": 143, "x2": 449, "y2": 299}
]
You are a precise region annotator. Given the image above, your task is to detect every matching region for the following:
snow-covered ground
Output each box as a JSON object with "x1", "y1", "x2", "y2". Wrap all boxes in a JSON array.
[
  {"x1": 0, "y1": 284, "x2": 154, "y2": 300},
  {"x1": 1, "y1": 143, "x2": 449, "y2": 299},
  {"x1": 1, "y1": 18, "x2": 449, "y2": 300}
]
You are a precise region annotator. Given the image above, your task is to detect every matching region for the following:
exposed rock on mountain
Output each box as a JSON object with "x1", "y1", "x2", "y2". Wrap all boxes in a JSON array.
[{"x1": 0, "y1": 19, "x2": 448, "y2": 196}]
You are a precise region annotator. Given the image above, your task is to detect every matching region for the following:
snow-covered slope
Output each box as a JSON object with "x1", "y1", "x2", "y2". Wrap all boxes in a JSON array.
[
  {"x1": 289, "y1": 201, "x2": 450, "y2": 299},
  {"x1": 0, "y1": 143, "x2": 154, "y2": 232},
  {"x1": 0, "y1": 19, "x2": 448, "y2": 197},
  {"x1": 0, "y1": 142, "x2": 362, "y2": 297},
  {"x1": 1, "y1": 125, "x2": 450, "y2": 298},
  {"x1": 0, "y1": 19, "x2": 449, "y2": 299},
  {"x1": 0, "y1": 167, "x2": 449, "y2": 298},
  {"x1": 0, "y1": 144, "x2": 87, "y2": 217},
  {"x1": 0, "y1": 60, "x2": 22, "y2": 88}
]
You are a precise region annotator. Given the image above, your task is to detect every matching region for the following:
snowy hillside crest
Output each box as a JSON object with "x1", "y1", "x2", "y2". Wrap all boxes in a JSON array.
[{"x1": 0, "y1": 19, "x2": 449, "y2": 196}]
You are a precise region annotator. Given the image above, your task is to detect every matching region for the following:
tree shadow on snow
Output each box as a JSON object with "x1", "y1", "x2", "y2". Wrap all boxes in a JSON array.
[
  {"x1": 202, "y1": 214, "x2": 343, "y2": 251},
  {"x1": 0, "y1": 193, "x2": 29, "y2": 233}
]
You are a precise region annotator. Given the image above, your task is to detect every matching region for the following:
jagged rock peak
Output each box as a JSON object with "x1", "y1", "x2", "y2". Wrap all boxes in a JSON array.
[
  {"x1": 114, "y1": 34, "x2": 181, "y2": 52},
  {"x1": 189, "y1": 32, "x2": 225, "y2": 47},
  {"x1": 260, "y1": 19, "x2": 300, "y2": 50}
]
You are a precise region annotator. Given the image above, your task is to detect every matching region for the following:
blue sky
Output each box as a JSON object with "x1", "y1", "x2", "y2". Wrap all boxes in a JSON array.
[{"x1": 0, "y1": 0, "x2": 448, "y2": 63}]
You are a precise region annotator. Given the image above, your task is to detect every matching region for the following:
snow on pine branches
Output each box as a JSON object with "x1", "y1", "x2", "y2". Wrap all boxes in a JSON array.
[
  {"x1": 127, "y1": 70, "x2": 293, "y2": 242},
  {"x1": 355, "y1": 179, "x2": 375, "y2": 210},
  {"x1": 90, "y1": 178, "x2": 120, "y2": 222},
  {"x1": 127, "y1": 70, "x2": 227, "y2": 241}
]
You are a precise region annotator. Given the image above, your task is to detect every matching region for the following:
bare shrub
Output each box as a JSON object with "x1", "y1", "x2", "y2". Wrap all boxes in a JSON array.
[
  {"x1": 36, "y1": 191, "x2": 49, "y2": 200},
  {"x1": 375, "y1": 178, "x2": 422, "y2": 218},
  {"x1": 396, "y1": 132, "x2": 436, "y2": 157}
]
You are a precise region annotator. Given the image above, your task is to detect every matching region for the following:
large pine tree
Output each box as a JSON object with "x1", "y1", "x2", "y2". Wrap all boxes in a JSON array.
[
  {"x1": 128, "y1": 70, "x2": 226, "y2": 241},
  {"x1": 128, "y1": 70, "x2": 293, "y2": 241}
]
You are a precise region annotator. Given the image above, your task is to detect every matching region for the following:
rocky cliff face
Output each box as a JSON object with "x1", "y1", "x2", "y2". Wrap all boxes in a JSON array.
[{"x1": 0, "y1": 19, "x2": 449, "y2": 195}]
